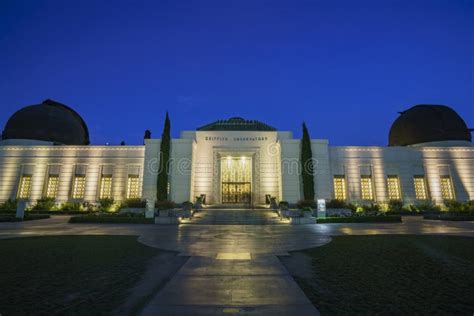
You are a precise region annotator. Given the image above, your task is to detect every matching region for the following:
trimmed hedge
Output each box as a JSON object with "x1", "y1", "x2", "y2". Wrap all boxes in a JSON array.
[
  {"x1": 423, "y1": 214, "x2": 474, "y2": 221},
  {"x1": 121, "y1": 198, "x2": 146, "y2": 209},
  {"x1": 0, "y1": 214, "x2": 50, "y2": 222},
  {"x1": 69, "y1": 216, "x2": 153, "y2": 224},
  {"x1": 317, "y1": 216, "x2": 402, "y2": 224},
  {"x1": 28, "y1": 210, "x2": 95, "y2": 215}
]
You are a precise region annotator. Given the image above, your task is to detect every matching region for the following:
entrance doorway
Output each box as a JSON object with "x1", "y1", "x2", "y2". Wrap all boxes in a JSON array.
[{"x1": 221, "y1": 156, "x2": 251, "y2": 204}]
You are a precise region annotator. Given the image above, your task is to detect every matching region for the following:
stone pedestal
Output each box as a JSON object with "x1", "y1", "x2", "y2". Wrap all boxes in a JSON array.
[
  {"x1": 145, "y1": 199, "x2": 155, "y2": 219},
  {"x1": 16, "y1": 200, "x2": 27, "y2": 220},
  {"x1": 317, "y1": 199, "x2": 327, "y2": 218}
]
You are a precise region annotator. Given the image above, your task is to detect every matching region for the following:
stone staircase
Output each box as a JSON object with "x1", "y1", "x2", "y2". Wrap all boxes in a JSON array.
[{"x1": 187, "y1": 208, "x2": 284, "y2": 225}]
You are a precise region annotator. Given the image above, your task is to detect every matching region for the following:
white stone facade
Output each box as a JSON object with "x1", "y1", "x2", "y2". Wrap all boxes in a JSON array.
[{"x1": 0, "y1": 132, "x2": 473, "y2": 206}]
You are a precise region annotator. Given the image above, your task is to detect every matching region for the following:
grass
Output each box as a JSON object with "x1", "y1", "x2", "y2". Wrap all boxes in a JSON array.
[
  {"x1": 0, "y1": 235, "x2": 159, "y2": 315},
  {"x1": 292, "y1": 235, "x2": 474, "y2": 315},
  {"x1": 316, "y1": 215, "x2": 401, "y2": 223}
]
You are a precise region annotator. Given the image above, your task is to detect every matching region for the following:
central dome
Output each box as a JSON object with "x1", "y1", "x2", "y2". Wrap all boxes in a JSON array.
[
  {"x1": 389, "y1": 104, "x2": 472, "y2": 146},
  {"x1": 2, "y1": 99, "x2": 90, "y2": 145},
  {"x1": 197, "y1": 117, "x2": 276, "y2": 131}
]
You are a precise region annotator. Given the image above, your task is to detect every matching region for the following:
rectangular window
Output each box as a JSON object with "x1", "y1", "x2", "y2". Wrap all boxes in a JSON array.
[
  {"x1": 99, "y1": 175, "x2": 113, "y2": 199},
  {"x1": 127, "y1": 175, "x2": 140, "y2": 199},
  {"x1": 333, "y1": 175, "x2": 346, "y2": 200},
  {"x1": 440, "y1": 175, "x2": 455, "y2": 200},
  {"x1": 413, "y1": 176, "x2": 428, "y2": 200},
  {"x1": 72, "y1": 176, "x2": 86, "y2": 199},
  {"x1": 17, "y1": 175, "x2": 32, "y2": 199},
  {"x1": 387, "y1": 175, "x2": 401, "y2": 200},
  {"x1": 361, "y1": 176, "x2": 374, "y2": 200},
  {"x1": 45, "y1": 176, "x2": 59, "y2": 199}
]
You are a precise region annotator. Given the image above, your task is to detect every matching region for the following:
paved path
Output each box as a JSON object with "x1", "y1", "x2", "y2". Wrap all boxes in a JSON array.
[
  {"x1": 1, "y1": 213, "x2": 473, "y2": 315},
  {"x1": 141, "y1": 255, "x2": 318, "y2": 315}
]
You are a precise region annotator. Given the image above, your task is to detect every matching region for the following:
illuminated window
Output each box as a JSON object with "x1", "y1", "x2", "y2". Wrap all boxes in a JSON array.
[
  {"x1": 413, "y1": 176, "x2": 428, "y2": 200},
  {"x1": 387, "y1": 175, "x2": 401, "y2": 200},
  {"x1": 440, "y1": 175, "x2": 455, "y2": 200},
  {"x1": 72, "y1": 176, "x2": 86, "y2": 199},
  {"x1": 333, "y1": 175, "x2": 346, "y2": 200},
  {"x1": 45, "y1": 176, "x2": 59, "y2": 198},
  {"x1": 99, "y1": 176, "x2": 113, "y2": 199},
  {"x1": 360, "y1": 176, "x2": 374, "y2": 200},
  {"x1": 17, "y1": 175, "x2": 32, "y2": 199},
  {"x1": 127, "y1": 175, "x2": 140, "y2": 199}
]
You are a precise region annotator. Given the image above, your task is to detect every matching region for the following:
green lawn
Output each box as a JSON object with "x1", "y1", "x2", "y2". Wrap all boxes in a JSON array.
[
  {"x1": 293, "y1": 235, "x2": 474, "y2": 315},
  {"x1": 0, "y1": 236, "x2": 159, "y2": 315}
]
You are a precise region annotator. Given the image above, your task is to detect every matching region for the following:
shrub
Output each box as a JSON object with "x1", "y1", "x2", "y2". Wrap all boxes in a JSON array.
[
  {"x1": 444, "y1": 200, "x2": 462, "y2": 212},
  {"x1": 326, "y1": 199, "x2": 344, "y2": 209},
  {"x1": 0, "y1": 199, "x2": 18, "y2": 212},
  {"x1": 324, "y1": 200, "x2": 358, "y2": 212},
  {"x1": 279, "y1": 201, "x2": 289, "y2": 207},
  {"x1": 386, "y1": 204, "x2": 420, "y2": 215},
  {"x1": 415, "y1": 202, "x2": 441, "y2": 213},
  {"x1": 317, "y1": 215, "x2": 402, "y2": 223},
  {"x1": 388, "y1": 200, "x2": 403, "y2": 212},
  {"x1": 444, "y1": 200, "x2": 474, "y2": 212},
  {"x1": 360, "y1": 203, "x2": 380, "y2": 215},
  {"x1": 99, "y1": 198, "x2": 116, "y2": 212},
  {"x1": 155, "y1": 200, "x2": 175, "y2": 210},
  {"x1": 468, "y1": 200, "x2": 474, "y2": 210},
  {"x1": 31, "y1": 198, "x2": 56, "y2": 211},
  {"x1": 122, "y1": 199, "x2": 146, "y2": 209},
  {"x1": 297, "y1": 199, "x2": 316, "y2": 209},
  {"x1": 59, "y1": 202, "x2": 84, "y2": 212}
]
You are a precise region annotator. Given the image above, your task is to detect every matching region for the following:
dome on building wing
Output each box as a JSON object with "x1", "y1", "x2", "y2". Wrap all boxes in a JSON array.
[
  {"x1": 388, "y1": 104, "x2": 472, "y2": 146},
  {"x1": 2, "y1": 99, "x2": 90, "y2": 145}
]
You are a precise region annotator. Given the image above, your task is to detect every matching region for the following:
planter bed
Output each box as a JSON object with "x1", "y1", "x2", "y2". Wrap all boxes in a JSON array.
[
  {"x1": 385, "y1": 211, "x2": 424, "y2": 216},
  {"x1": 0, "y1": 214, "x2": 50, "y2": 222},
  {"x1": 28, "y1": 210, "x2": 96, "y2": 215},
  {"x1": 423, "y1": 214, "x2": 474, "y2": 221},
  {"x1": 69, "y1": 215, "x2": 153, "y2": 224},
  {"x1": 316, "y1": 215, "x2": 402, "y2": 224}
]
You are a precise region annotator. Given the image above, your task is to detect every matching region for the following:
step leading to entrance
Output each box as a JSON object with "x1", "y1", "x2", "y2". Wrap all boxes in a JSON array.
[{"x1": 187, "y1": 208, "x2": 284, "y2": 225}]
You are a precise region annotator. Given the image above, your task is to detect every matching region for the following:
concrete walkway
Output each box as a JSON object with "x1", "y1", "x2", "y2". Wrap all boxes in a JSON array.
[{"x1": 141, "y1": 255, "x2": 318, "y2": 315}]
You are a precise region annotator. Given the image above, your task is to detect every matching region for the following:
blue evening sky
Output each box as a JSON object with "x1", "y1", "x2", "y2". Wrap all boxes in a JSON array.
[{"x1": 0, "y1": 0, "x2": 472, "y2": 145}]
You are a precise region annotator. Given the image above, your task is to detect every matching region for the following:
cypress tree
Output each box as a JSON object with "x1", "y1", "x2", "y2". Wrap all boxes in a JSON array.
[
  {"x1": 156, "y1": 112, "x2": 171, "y2": 201},
  {"x1": 301, "y1": 122, "x2": 315, "y2": 201}
]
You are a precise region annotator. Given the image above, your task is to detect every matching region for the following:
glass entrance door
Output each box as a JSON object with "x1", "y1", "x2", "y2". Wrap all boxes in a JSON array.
[
  {"x1": 221, "y1": 156, "x2": 251, "y2": 204},
  {"x1": 222, "y1": 182, "x2": 251, "y2": 203}
]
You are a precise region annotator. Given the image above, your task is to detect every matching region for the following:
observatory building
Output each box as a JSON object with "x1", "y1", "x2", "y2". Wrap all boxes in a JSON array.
[{"x1": 1, "y1": 100, "x2": 473, "y2": 206}]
